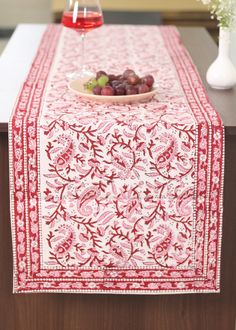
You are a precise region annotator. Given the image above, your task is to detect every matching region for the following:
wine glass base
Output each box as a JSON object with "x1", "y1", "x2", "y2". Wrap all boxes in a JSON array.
[{"x1": 66, "y1": 68, "x2": 94, "y2": 81}]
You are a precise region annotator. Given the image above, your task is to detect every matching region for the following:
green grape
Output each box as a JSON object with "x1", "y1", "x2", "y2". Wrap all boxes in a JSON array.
[
  {"x1": 85, "y1": 78, "x2": 97, "y2": 91},
  {"x1": 97, "y1": 75, "x2": 109, "y2": 87}
]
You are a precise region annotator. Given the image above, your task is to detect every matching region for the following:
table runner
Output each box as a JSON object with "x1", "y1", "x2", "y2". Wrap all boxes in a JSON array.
[{"x1": 9, "y1": 25, "x2": 224, "y2": 294}]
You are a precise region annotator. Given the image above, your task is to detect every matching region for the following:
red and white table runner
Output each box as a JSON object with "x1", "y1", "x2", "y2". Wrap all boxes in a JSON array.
[{"x1": 9, "y1": 25, "x2": 224, "y2": 294}]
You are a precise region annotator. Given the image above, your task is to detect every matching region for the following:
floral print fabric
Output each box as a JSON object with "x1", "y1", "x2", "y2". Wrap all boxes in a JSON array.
[{"x1": 9, "y1": 25, "x2": 224, "y2": 294}]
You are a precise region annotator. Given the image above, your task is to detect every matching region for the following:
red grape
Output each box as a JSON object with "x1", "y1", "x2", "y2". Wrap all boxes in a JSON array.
[
  {"x1": 126, "y1": 86, "x2": 138, "y2": 95},
  {"x1": 115, "y1": 86, "x2": 126, "y2": 95},
  {"x1": 101, "y1": 86, "x2": 115, "y2": 96},
  {"x1": 111, "y1": 80, "x2": 121, "y2": 87},
  {"x1": 138, "y1": 84, "x2": 150, "y2": 94},
  {"x1": 123, "y1": 69, "x2": 135, "y2": 79},
  {"x1": 96, "y1": 70, "x2": 107, "y2": 79},
  {"x1": 141, "y1": 75, "x2": 154, "y2": 87},
  {"x1": 88, "y1": 70, "x2": 155, "y2": 96},
  {"x1": 108, "y1": 74, "x2": 116, "y2": 81},
  {"x1": 93, "y1": 86, "x2": 102, "y2": 95},
  {"x1": 127, "y1": 74, "x2": 140, "y2": 85}
]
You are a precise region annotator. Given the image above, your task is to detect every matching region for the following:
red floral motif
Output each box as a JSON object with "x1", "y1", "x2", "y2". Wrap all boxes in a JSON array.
[
  {"x1": 9, "y1": 25, "x2": 224, "y2": 294},
  {"x1": 115, "y1": 187, "x2": 142, "y2": 221},
  {"x1": 155, "y1": 134, "x2": 177, "y2": 169},
  {"x1": 176, "y1": 188, "x2": 194, "y2": 217},
  {"x1": 54, "y1": 135, "x2": 75, "y2": 169},
  {"x1": 153, "y1": 225, "x2": 173, "y2": 258},
  {"x1": 77, "y1": 187, "x2": 100, "y2": 216},
  {"x1": 53, "y1": 224, "x2": 75, "y2": 256}
]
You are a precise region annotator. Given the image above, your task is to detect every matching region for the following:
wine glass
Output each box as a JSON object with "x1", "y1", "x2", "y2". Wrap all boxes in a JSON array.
[{"x1": 62, "y1": 0, "x2": 103, "y2": 80}]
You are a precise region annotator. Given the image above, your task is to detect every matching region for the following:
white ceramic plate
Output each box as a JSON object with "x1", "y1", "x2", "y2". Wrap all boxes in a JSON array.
[{"x1": 68, "y1": 78, "x2": 157, "y2": 104}]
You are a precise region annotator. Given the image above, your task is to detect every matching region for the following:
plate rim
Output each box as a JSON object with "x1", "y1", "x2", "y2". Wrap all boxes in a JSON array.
[{"x1": 68, "y1": 79, "x2": 158, "y2": 103}]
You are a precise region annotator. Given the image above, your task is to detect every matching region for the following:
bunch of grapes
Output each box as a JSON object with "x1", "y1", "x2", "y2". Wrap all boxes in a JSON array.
[{"x1": 85, "y1": 69, "x2": 155, "y2": 96}]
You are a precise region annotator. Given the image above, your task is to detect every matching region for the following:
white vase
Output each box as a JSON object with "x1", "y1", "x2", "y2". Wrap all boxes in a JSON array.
[{"x1": 206, "y1": 27, "x2": 236, "y2": 90}]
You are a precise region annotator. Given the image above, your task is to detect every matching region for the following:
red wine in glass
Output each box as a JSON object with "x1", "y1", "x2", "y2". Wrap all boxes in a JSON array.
[
  {"x1": 61, "y1": 0, "x2": 103, "y2": 79},
  {"x1": 62, "y1": 11, "x2": 103, "y2": 32}
]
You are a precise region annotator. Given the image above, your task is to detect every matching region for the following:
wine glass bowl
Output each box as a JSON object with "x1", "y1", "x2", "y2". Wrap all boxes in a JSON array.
[{"x1": 62, "y1": 0, "x2": 103, "y2": 79}]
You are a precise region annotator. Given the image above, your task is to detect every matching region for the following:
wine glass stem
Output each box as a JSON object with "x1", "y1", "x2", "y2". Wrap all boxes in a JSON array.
[{"x1": 81, "y1": 33, "x2": 86, "y2": 72}]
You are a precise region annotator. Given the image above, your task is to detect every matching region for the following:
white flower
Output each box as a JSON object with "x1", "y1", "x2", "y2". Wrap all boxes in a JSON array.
[
  {"x1": 108, "y1": 271, "x2": 118, "y2": 278},
  {"x1": 200, "y1": 153, "x2": 207, "y2": 162},
  {"x1": 30, "y1": 198, "x2": 37, "y2": 208},
  {"x1": 177, "y1": 282, "x2": 186, "y2": 289},
  {"x1": 87, "y1": 282, "x2": 97, "y2": 289},
  {"x1": 198, "y1": 195, "x2": 205, "y2": 204},
  {"x1": 44, "y1": 282, "x2": 52, "y2": 288},
  {"x1": 31, "y1": 240, "x2": 38, "y2": 248},
  {"x1": 155, "y1": 271, "x2": 163, "y2": 277},
  {"x1": 130, "y1": 283, "x2": 141, "y2": 289},
  {"x1": 212, "y1": 176, "x2": 219, "y2": 184},
  {"x1": 17, "y1": 220, "x2": 24, "y2": 228},
  {"x1": 198, "y1": 0, "x2": 236, "y2": 28},
  {"x1": 65, "y1": 271, "x2": 73, "y2": 277},
  {"x1": 19, "y1": 261, "x2": 26, "y2": 270},
  {"x1": 104, "y1": 282, "x2": 114, "y2": 288},
  {"x1": 214, "y1": 132, "x2": 221, "y2": 140}
]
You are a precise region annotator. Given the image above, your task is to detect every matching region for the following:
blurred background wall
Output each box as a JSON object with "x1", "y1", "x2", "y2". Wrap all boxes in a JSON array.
[
  {"x1": 0, "y1": 0, "x2": 51, "y2": 27},
  {"x1": 0, "y1": 0, "x2": 235, "y2": 64},
  {"x1": 0, "y1": 0, "x2": 208, "y2": 28}
]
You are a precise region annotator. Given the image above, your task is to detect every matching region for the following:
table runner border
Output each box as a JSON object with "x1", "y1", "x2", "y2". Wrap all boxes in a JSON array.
[
  {"x1": 9, "y1": 25, "x2": 224, "y2": 294},
  {"x1": 9, "y1": 24, "x2": 63, "y2": 292},
  {"x1": 160, "y1": 26, "x2": 224, "y2": 290}
]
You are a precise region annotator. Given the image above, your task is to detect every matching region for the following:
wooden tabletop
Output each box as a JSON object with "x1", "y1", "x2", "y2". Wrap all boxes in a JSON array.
[{"x1": 0, "y1": 26, "x2": 235, "y2": 135}]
